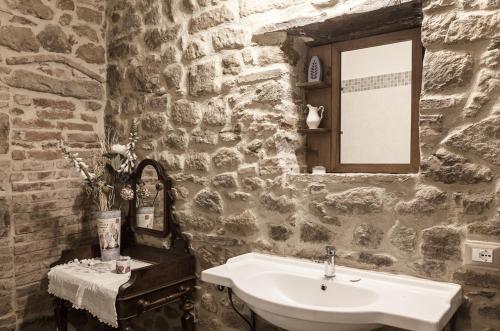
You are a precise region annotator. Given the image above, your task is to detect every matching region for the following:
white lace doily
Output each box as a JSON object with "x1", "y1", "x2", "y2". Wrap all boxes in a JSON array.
[{"x1": 48, "y1": 258, "x2": 151, "y2": 327}]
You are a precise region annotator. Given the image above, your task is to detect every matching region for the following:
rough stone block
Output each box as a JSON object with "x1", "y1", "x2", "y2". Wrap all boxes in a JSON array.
[
  {"x1": 190, "y1": 130, "x2": 217, "y2": 148},
  {"x1": 163, "y1": 64, "x2": 183, "y2": 90},
  {"x1": 421, "y1": 12, "x2": 456, "y2": 46},
  {"x1": 421, "y1": 225, "x2": 461, "y2": 260},
  {"x1": 163, "y1": 129, "x2": 188, "y2": 150},
  {"x1": 323, "y1": 187, "x2": 385, "y2": 214},
  {"x1": 56, "y1": 0, "x2": 74, "y2": 11},
  {"x1": 259, "y1": 192, "x2": 295, "y2": 214},
  {"x1": 183, "y1": 39, "x2": 208, "y2": 60},
  {"x1": 395, "y1": 185, "x2": 447, "y2": 215},
  {"x1": 421, "y1": 149, "x2": 493, "y2": 184},
  {"x1": 4, "y1": 70, "x2": 104, "y2": 100},
  {"x1": 212, "y1": 148, "x2": 240, "y2": 169},
  {"x1": 76, "y1": 43, "x2": 105, "y2": 64},
  {"x1": 222, "y1": 53, "x2": 242, "y2": 75},
  {"x1": 240, "y1": 0, "x2": 303, "y2": 17},
  {"x1": 72, "y1": 25, "x2": 99, "y2": 43},
  {"x1": 144, "y1": 26, "x2": 180, "y2": 50},
  {"x1": 237, "y1": 68, "x2": 282, "y2": 85},
  {"x1": 300, "y1": 222, "x2": 330, "y2": 243},
  {"x1": 467, "y1": 220, "x2": 500, "y2": 240},
  {"x1": 463, "y1": 69, "x2": 500, "y2": 117},
  {"x1": 460, "y1": 192, "x2": 494, "y2": 215},
  {"x1": 212, "y1": 26, "x2": 247, "y2": 50},
  {"x1": 212, "y1": 173, "x2": 237, "y2": 188},
  {"x1": 184, "y1": 152, "x2": 210, "y2": 172},
  {"x1": 423, "y1": 50, "x2": 474, "y2": 93},
  {"x1": 224, "y1": 210, "x2": 258, "y2": 235},
  {"x1": 389, "y1": 221, "x2": 417, "y2": 253},
  {"x1": 37, "y1": 24, "x2": 73, "y2": 53},
  {"x1": 454, "y1": 268, "x2": 500, "y2": 289},
  {"x1": 190, "y1": 5, "x2": 234, "y2": 33},
  {"x1": 159, "y1": 152, "x2": 183, "y2": 171},
  {"x1": 76, "y1": 6, "x2": 102, "y2": 25},
  {"x1": 6, "y1": 0, "x2": 54, "y2": 20},
  {"x1": 269, "y1": 224, "x2": 292, "y2": 241},
  {"x1": 357, "y1": 252, "x2": 395, "y2": 267},
  {"x1": 0, "y1": 114, "x2": 9, "y2": 154},
  {"x1": 194, "y1": 189, "x2": 223, "y2": 214},
  {"x1": 127, "y1": 59, "x2": 162, "y2": 93},
  {"x1": 352, "y1": 223, "x2": 383, "y2": 249},
  {"x1": 172, "y1": 99, "x2": 201, "y2": 127},
  {"x1": 188, "y1": 61, "x2": 219, "y2": 96},
  {"x1": 0, "y1": 26, "x2": 40, "y2": 52},
  {"x1": 446, "y1": 12, "x2": 500, "y2": 44},
  {"x1": 203, "y1": 98, "x2": 227, "y2": 127},
  {"x1": 141, "y1": 112, "x2": 168, "y2": 134}
]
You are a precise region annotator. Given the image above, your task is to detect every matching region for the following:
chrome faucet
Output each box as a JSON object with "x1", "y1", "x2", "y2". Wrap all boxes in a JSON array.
[{"x1": 324, "y1": 246, "x2": 336, "y2": 278}]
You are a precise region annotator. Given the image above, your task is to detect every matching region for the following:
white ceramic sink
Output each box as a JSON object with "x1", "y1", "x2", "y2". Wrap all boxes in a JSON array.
[{"x1": 201, "y1": 253, "x2": 462, "y2": 331}]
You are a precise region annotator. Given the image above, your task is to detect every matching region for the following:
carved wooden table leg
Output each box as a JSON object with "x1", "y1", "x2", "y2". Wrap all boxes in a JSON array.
[
  {"x1": 180, "y1": 294, "x2": 195, "y2": 331},
  {"x1": 54, "y1": 298, "x2": 68, "y2": 331},
  {"x1": 118, "y1": 320, "x2": 134, "y2": 331}
]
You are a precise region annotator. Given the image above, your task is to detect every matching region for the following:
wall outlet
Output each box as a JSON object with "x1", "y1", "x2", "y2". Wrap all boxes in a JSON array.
[
  {"x1": 464, "y1": 240, "x2": 500, "y2": 269},
  {"x1": 471, "y1": 248, "x2": 493, "y2": 263}
]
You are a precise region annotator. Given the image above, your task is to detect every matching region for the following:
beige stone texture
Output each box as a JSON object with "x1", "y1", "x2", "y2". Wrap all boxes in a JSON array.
[
  {"x1": 0, "y1": 0, "x2": 106, "y2": 328},
  {"x1": 0, "y1": 0, "x2": 498, "y2": 330}
]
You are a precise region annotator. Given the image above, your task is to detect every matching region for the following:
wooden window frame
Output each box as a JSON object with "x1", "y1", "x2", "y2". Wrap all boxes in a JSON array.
[{"x1": 330, "y1": 28, "x2": 422, "y2": 174}]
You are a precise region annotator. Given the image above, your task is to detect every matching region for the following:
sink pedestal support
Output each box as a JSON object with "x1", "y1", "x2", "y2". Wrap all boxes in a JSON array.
[
  {"x1": 444, "y1": 310, "x2": 458, "y2": 331},
  {"x1": 217, "y1": 286, "x2": 256, "y2": 331},
  {"x1": 216, "y1": 286, "x2": 459, "y2": 331}
]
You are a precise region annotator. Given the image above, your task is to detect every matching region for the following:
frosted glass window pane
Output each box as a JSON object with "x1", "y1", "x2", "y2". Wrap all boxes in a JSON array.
[{"x1": 340, "y1": 41, "x2": 412, "y2": 164}]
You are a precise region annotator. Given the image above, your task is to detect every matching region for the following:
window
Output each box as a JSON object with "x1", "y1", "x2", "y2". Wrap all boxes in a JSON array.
[{"x1": 302, "y1": 29, "x2": 423, "y2": 174}]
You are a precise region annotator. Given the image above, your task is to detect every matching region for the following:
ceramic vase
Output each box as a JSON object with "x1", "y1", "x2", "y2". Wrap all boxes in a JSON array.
[
  {"x1": 137, "y1": 207, "x2": 154, "y2": 229},
  {"x1": 306, "y1": 104, "x2": 325, "y2": 129},
  {"x1": 96, "y1": 210, "x2": 121, "y2": 262}
]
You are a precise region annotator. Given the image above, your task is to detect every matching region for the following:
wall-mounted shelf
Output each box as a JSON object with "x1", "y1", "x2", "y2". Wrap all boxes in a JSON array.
[
  {"x1": 298, "y1": 128, "x2": 331, "y2": 134},
  {"x1": 296, "y1": 81, "x2": 331, "y2": 90}
]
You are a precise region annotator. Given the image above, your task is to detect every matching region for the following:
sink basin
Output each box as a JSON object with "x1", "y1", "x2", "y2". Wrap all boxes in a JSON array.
[
  {"x1": 246, "y1": 272, "x2": 379, "y2": 308},
  {"x1": 201, "y1": 253, "x2": 463, "y2": 331}
]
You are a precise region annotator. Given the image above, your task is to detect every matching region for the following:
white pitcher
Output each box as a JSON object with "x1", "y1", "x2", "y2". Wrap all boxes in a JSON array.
[{"x1": 306, "y1": 104, "x2": 325, "y2": 129}]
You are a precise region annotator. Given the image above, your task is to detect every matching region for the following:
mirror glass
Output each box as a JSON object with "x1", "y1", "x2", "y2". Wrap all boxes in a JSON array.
[
  {"x1": 340, "y1": 40, "x2": 412, "y2": 164},
  {"x1": 136, "y1": 165, "x2": 164, "y2": 232}
]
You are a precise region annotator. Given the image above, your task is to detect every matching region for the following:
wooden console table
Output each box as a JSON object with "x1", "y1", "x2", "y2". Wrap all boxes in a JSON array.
[{"x1": 50, "y1": 159, "x2": 197, "y2": 331}]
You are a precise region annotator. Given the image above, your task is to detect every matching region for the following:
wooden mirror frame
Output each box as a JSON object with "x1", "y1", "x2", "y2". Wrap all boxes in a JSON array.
[
  {"x1": 331, "y1": 28, "x2": 422, "y2": 173},
  {"x1": 129, "y1": 159, "x2": 173, "y2": 237}
]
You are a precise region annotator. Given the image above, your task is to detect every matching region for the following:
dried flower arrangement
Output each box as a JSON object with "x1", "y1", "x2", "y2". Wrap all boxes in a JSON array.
[
  {"x1": 135, "y1": 181, "x2": 164, "y2": 208},
  {"x1": 59, "y1": 119, "x2": 140, "y2": 212}
]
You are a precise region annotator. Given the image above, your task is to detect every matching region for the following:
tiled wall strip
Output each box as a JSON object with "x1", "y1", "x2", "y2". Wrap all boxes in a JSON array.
[{"x1": 341, "y1": 71, "x2": 412, "y2": 93}]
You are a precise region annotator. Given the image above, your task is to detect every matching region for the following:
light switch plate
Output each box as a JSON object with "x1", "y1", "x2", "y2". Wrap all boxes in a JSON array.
[{"x1": 464, "y1": 240, "x2": 500, "y2": 268}]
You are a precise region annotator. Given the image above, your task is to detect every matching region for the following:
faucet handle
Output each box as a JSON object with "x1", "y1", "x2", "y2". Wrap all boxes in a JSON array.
[{"x1": 325, "y1": 246, "x2": 335, "y2": 256}]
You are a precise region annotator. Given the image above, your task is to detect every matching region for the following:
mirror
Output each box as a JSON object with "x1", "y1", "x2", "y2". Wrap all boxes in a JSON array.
[
  {"x1": 341, "y1": 40, "x2": 412, "y2": 164},
  {"x1": 337, "y1": 31, "x2": 420, "y2": 171},
  {"x1": 136, "y1": 166, "x2": 164, "y2": 231},
  {"x1": 130, "y1": 159, "x2": 172, "y2": 237}
]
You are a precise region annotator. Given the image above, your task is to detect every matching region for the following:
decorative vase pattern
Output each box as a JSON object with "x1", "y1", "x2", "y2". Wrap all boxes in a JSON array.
[
  {"x1": 308, "y1": 56, "x2": 322, "y2": 82},
  {"x1": 137, "y1": 207, "x2": 154, "y2": 229},
  {"x1": 306, "y1": 104, "x2": 325, "y2": 129},
  {"x1": 116, "y1": 257, "x2": 131, "y2": 274},
  {"x1": 96, "y1": 210, "x2": 121, "y2": 262}
]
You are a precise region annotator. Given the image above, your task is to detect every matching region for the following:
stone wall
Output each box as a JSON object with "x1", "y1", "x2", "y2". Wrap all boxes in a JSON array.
[
  {"x1": 0, "y1": 0, "x2": 106, "y2": 329},
  {"x1": 105, "y1": 0, "x2": 500, "y2": 330}
]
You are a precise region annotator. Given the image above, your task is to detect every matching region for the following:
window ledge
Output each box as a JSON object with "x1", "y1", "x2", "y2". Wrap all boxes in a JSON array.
[{"x1": 286, "y1": 172, "x2": 418, "y2": 183}]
